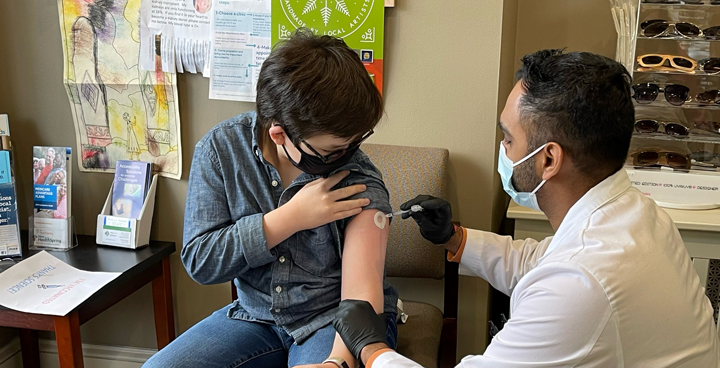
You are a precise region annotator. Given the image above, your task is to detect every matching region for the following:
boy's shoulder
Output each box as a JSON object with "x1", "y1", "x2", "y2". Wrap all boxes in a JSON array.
[
  {"x1": 196, "y1": 111, "x2": 257, "y2": 152},
  {"x1": 340, "y1": 149, "x2": 384, "y2": 182}
]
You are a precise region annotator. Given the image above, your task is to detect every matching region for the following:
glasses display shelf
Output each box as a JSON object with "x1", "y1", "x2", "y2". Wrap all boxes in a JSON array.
[{"x1": 629, "y1": 0, "x2": 720, "y2": 208}]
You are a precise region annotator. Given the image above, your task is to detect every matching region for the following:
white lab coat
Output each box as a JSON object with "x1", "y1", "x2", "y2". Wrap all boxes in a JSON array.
[{"x1": 372, "y1": 170, "x2": 720, "y2": 367}]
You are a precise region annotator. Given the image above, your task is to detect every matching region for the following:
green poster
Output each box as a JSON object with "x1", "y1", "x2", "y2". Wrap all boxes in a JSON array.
[{"x1": 272, "y1": 0, "x2": 385, "y2": 91}]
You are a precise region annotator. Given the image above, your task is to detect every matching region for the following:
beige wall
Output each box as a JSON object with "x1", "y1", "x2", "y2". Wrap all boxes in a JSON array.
[
  {"x1": 515, "y1": 0, "x2": 617, "y2": 64},
  {"x1": 0, "y1": 0, "x2": 619, "y2": 362}
]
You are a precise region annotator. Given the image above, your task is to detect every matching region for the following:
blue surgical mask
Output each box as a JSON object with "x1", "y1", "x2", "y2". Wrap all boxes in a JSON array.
[{"x1": 498, "y1": 143, "x2": 548, "y2": 211}]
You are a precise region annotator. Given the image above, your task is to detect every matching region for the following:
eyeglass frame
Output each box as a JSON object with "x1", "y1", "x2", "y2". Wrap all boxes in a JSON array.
[
  {"x1": 698, "y1": 58, "x2": 720, "y2": 74},
  {"x1": 694, "y1": 121, "x2": 720, "y2": 135},
  {"x1": 632, "y1": 83, "x2": 692, "y2": 106},
  {"x1": 637, "y1": 54, "x2": 697, "y2": 72},
  {"x1": 640, "y1": 19, "x2": 703, "y2": 39},
  {"x1": 282, "y1": 127, "x2": 375, "y2": 164},
  {"x1": 631, "y1": 149, "x2": 691, "y2": 170},
  {"x1": 634, "y1": 119, "x2": 690, "y2": 137}
]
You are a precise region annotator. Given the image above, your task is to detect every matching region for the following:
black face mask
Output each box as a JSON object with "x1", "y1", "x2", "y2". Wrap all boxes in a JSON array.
[{"x1": 281, "y1": 143, "x2": 359, "y2": 176}]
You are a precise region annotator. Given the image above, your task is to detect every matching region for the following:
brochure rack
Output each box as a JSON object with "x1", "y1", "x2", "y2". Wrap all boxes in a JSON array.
[
  {"x1": 96, "y1": 174, "x2": 158, "y2": 249},
  {"x1": 29, "y1": 216, "x2": 78, "y2": 251}
]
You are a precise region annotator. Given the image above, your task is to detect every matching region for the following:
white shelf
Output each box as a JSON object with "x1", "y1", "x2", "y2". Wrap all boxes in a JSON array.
[
  {"x1": 637, "y1": 36, "x2": 720, "y2": 43},
  {"x1": 507, "y1": 200, "x2": 720, "y2": 232},
  {"x1": 634, "y1": 69, "x2": 720, "y2": 77},
  {"x1": 632, "y1": 133, "x2": 720, "y2": 144},
  {"x1": 635, "y1": 101, "x2": 720, "y2": 109},
  {"x1": 641, "y1": 3, "x2": 720, "y2": 10}
]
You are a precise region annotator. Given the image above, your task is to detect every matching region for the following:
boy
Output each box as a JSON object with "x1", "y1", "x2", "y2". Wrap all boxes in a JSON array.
[{"x1": 143, "y1": 29, "x2": 398, "y2": 368}]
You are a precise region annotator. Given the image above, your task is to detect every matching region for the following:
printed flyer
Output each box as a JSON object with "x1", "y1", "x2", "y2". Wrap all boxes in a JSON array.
[
  {"x1": 208, "y1": 0, "x2": 272, "y2": 102},
  {"x1": 0, "y1": 251, "x2": 120, "y2": 316},
  {"x1": 271, "y1": 0, "x2": 385, "y2": 92}
]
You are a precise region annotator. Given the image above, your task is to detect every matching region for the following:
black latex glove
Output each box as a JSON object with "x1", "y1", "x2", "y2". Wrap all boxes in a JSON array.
[
  {"x1": 401, "y1": 195, "x2": 454, "y2": 244},
  {"x1": 333, "y1": 300, "x2": 388, "y2": 362}
]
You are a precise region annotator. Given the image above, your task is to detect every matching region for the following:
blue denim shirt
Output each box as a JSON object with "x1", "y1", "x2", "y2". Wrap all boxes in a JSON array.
[{"x1": 182, "y1": 112, "x2": 398, "y2": 343}]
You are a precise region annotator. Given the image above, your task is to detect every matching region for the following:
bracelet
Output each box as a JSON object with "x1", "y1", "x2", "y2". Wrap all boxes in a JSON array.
[{"x1": 323, "y1": 357, "x2": 350, "y2": 368}]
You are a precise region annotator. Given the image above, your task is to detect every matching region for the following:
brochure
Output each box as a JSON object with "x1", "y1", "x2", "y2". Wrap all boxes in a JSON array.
[
  {"x1": 0, "y1": 115, "x2": 20, "y2": 257},
  {"x1": 111, "y1": 160, "x2": 153, "y2": 219},
  {"x1": 33, "y1": 146, "x2": 72, "y2": 248}
]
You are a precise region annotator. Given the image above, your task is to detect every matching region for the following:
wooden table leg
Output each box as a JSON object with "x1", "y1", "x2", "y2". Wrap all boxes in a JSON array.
[
  {"x1": 54, "y1": 312, "x2": 83, "y2": 368},
  {"x1": 152, "y1": 257, "x2": 175, "y2": 349},
  {"x1": 19, "y1": 329, "x2": 40, "y2": 368}
]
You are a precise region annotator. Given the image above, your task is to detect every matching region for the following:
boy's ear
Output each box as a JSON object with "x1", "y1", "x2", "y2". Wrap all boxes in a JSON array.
[{"x1": 268, "y1": 125, "x2": 287, "y2": 146}]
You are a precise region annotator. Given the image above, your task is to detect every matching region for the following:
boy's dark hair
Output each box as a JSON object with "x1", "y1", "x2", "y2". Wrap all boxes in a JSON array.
[
  {"x1": 515, "y1": 49, "x2": 635, "y2": 182},
  {"x1": 256, "y1": 29, "x2": 383, "y2": 143}
]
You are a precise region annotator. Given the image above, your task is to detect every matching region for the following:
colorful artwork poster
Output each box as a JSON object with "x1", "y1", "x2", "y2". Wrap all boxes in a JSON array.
[
  {"x1": 271, "y1": 0, "x2": 385, "y2": 92},
  {"x1": 57, "y1": 0, "x2": 182, "y2": 179}
]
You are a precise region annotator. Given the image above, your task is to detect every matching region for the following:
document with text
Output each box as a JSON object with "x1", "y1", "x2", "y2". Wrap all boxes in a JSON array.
[{"x1": 0, "y1": 251, "x2": 120, "y2": 316}]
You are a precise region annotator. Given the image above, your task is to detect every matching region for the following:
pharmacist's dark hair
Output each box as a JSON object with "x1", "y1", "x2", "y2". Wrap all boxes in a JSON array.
[
  {"x1": 515, "y1": 49, "x2": 635, "y2": 182},
  {"x1": 256, "y1": 28, "x2": 382, "y2": 143}
]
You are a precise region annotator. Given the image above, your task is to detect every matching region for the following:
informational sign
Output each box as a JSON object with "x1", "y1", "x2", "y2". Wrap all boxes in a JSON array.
[
  {"x1": 208, "y1": 0, "x2": 272, "y2": 102},
  {"x1": 272, "y1": 0, "x2": 385, "y2": 92},
  {"x1": 0, "y1": 252, "x2": 120, "y2": 316}
]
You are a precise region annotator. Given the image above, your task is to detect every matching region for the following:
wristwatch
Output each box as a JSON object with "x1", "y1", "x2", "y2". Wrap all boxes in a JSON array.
[{"x1": 323, "y1": 357, "x2": 350, "y2": 368}]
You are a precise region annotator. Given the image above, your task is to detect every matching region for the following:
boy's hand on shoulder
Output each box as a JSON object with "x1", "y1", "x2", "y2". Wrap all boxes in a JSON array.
[{"x1": 286, "y1": 170, "x2": 369, "y2": 231}]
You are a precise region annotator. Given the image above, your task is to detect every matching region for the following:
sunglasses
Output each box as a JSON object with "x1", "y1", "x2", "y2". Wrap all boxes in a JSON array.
[
  {"x1": 694, "y1": 121, "x2": 720, "y2": 134},
  {"x1": 634, "y1": 119, "x2": 690, "y2": 137},
  {"x1": 690, "y1": 151, "x2": 720, "y2": 168},
  {"x1": 641, "y1": 19, "x2": 702, "y2": 39},
  {"x1": 696, "y1": 90, "x2": 720, "y2": 104},
  {"x1": 642, "y1": 1, "x2": 704, "y2": 4},
  {"x1": 632, "y1": 83, "x2": 691, "y2": 106},
  {"x1": 637, "y1": 54, "x2": 697, "y2": 73},
  {"x1": 703, "y1": 26, "x2": 720, "y2": 39},
  {"x1": 691, "y1": 151, "x2": 720, "y2": 161},
  {"x1": 698, "y1": 58, "x2": 720, "y2": 74},
  {"x1": 284, "y1": 128, "x2": 374, "y2": 164},
  {"x1": 632, "y1": 150, "x2": 691, "y2": 170}
]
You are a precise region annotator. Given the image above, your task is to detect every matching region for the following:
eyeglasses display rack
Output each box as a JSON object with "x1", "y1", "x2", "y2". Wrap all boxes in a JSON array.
[{"x1": 627, "y1": 0, "x2": 720, "y2": 209}]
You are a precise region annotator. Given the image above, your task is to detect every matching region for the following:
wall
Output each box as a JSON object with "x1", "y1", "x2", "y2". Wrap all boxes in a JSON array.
[{"x1": 515, "y1": 0, "x2": 617, "y2": 63}]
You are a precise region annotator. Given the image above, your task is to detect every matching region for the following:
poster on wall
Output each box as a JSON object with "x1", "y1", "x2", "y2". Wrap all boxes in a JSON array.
[
  {"x1": 56, "y1": 0, "x2": 183, "y2": 180},
  {"x1": 271, "y1": 0, "x2": 385, "y2": 92},
  {"x1": 208, "y1": 0, "x2": 272, "y2": 102}
]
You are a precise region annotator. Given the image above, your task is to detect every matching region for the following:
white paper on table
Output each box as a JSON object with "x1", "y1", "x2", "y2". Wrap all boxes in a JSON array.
[
  {"x1": 140, "y1": 0, "x2": 213, "y2": 74},
  {"x1": 208, "y1": 0, "x2": 272, "y2": 102},
  {"x1": 0, "y1": 251, "x2": 120, "y2": 316}
]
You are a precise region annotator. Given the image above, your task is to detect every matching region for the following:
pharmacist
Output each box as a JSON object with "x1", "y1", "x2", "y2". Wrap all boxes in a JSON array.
[{"x1": 331, "y1": 50, "x2": 720, "y2": 367}]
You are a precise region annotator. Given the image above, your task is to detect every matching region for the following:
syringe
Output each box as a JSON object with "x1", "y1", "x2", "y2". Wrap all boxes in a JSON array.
[{"x1": 386, "y1": 205, "x2": 423, "y2": 218}]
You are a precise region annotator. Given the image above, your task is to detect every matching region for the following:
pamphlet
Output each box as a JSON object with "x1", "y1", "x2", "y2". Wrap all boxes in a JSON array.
[
  {"x1": 0, "y1": 115, "x2": 20, "y2": 257},
  {"x1": 0, "y1": 251, "x2": 120, "y2": 316},
  {"x1": 112, "y1": 160, "x2": 153, "y2": 219},
  {"x1": 33, "y1": 146, "x2": 72, "y2": 249},
  {"x1": 0, "y1": 184, "x2": 20, "y2": 257}
]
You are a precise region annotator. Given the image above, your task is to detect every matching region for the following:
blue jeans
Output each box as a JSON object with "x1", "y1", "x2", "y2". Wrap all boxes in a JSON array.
[{"x1": 143, "y1": 304, "x2": 398, "y2": 368}]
